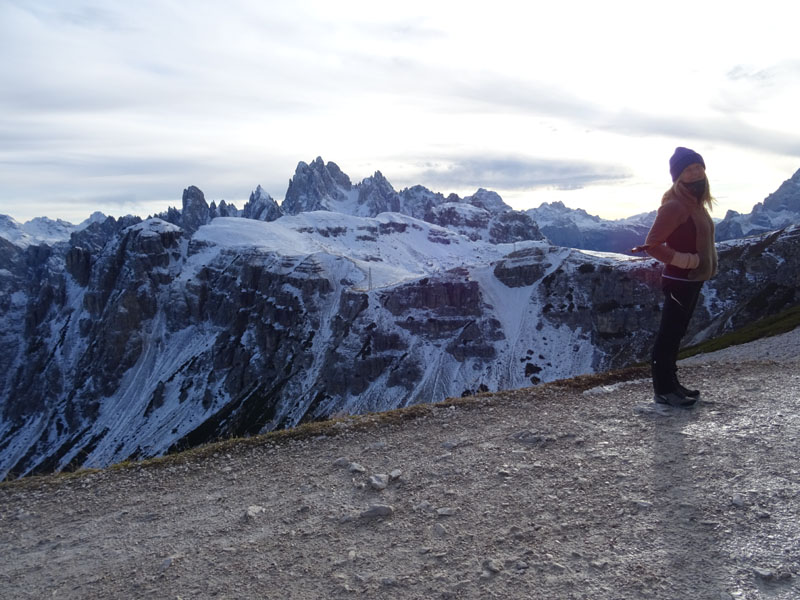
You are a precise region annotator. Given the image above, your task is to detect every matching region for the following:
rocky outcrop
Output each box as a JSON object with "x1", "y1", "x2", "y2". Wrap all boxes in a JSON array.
[
  {"x1": 397, "y1": 185, "x2": 446, "y2": 220},
  {"x1": 153, "y1": 188, "x2": 239, "y2": 234},
  {"x1": 209, "y1": 199, "x2": 239, "y2": 219},
  {"x1": 716, "y1": 168, "x2": 800, "y2": 241},
  {"x1": 356, "y1": 171, "x2": 401, "y2": 215},
  {"x1": 242, "y1": 186, "x2": 282, "y2": 221},
  {"x1": 464, "y1": 188, "x2": 511, "y2": 213},
  {"x1": 278, "y1": 158, "x2": 544, "y2": 243},
  {"x1": 180, "y1": 186, "x2": 210, "y2": 235},
  {"x1": 282, "y1": 157, "x2": 353, "y2": 214}
]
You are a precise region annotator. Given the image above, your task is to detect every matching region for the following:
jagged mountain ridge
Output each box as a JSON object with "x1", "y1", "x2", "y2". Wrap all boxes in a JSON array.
[
  {"x1": 0, "y1": 212, "x2": 106, "y2": 249},
  {"x1": 1, "y1": 159, "x2": 800, "y2": 479},
  {"x1": 531, "y1": 166, "x2": 800, "y2": 251},
  {"x1": 151, "y1": 157, "x2": 545, "y2": 246},
  {"x1": 716, "y1": 168, "x2": 800, "y2": 241},
  {"x1": 526, "y1": 201, "x2": 656, "y2": 255}
]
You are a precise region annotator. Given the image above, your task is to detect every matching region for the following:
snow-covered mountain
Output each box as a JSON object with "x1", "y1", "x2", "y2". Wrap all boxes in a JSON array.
[
  {"x1": 526, "y1": 201, "x2": 656, "y2": 254},
  {"x1": 716, "y1": 168, "x2": 800, "y2": 241},
  {"x1": 2, "y1": 158, "x2": 800, "y2": 479},
  {"x1": 0, "y1": 212, "x2": 106, "y2": 248},
  {"x1": 135, "y1": 158, "x2": 544, "y2": 246}
]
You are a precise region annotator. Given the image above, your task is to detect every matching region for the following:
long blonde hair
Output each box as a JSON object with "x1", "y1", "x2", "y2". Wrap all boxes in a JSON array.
[{"x1": 661, "y1": 174, "x2": 714, "y2": 211}]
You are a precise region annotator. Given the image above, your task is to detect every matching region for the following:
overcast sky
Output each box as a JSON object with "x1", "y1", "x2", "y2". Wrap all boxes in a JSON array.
[{"x1": 2, "y1": 0, "x2": 800, "y2": 224}]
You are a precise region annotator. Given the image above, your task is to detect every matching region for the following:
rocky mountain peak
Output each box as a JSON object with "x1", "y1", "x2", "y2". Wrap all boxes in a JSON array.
[
  {"x1": 715, "y1": 167, "x2": 800, "y2": 242},
  {"x1": 243, "y1": 185, "x2": 282, "y2": 222},
  {"x1": 763, "y1": 167, "x2": 800, "y2": 213},
  {"x1": 282, "y1": 157, "x2": 353, "y2": 215},
  {"x1": 464, "y1": 188, "x2": 510, "y2": 215},
  {"x1": 356, "y1": 170, "x2": 400, "y2": 215},
  {"x1": 180, "y1": 186, "x2": 210, "y2": 235}
]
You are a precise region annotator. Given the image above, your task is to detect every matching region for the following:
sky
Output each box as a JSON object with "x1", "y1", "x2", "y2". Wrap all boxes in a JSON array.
[{"x1": 1, "y1": 0, "x2": 800, "y2": 224}]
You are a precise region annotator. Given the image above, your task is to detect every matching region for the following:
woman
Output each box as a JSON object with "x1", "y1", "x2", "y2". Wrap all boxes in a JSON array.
[{"x1": 640, "y1": 147, "x2": 718, "y2": 407}]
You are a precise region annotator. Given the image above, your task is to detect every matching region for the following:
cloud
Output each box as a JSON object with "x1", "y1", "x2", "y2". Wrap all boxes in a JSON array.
[
  {"x1": 451, "y1": 74, "x2": 800, "y2": 159},
  {"x1": 412, "y1": 155, "x2": 631, "y2": 192}
]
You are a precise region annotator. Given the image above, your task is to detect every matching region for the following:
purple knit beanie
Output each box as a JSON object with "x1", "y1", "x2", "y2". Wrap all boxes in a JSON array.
[{"x1": 669, "y1": 147, "x2": 705, "y2": 182}]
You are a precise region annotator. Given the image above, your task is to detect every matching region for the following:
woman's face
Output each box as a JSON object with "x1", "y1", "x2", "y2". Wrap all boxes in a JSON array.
[{"x1": 680, "y1": 163, "x2": 706, "y2": 183}]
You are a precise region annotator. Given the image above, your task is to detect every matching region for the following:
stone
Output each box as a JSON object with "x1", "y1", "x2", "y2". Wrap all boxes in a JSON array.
[
  {"x1": 244, "y1": 505, "x2": 266, "y2": 520},
  {"x1": 481, "y1": 558, "x2": 503, "y2": 578},
  {"x1": 369, "y1": 474, "x2": 389, "y2": 491},
  {"x1": 359, "y1": 505, "x2": 394, "y2": 520}
]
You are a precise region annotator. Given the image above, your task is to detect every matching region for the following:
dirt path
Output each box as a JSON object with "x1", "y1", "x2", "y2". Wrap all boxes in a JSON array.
[{"x1": 2, "y1": 358, "x2": 799, "y2": 599}]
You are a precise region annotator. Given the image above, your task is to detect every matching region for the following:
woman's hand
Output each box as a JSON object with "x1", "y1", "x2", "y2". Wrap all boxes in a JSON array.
[{"x1": 669, "y1": 251, "x2": 700, "y2": 269}]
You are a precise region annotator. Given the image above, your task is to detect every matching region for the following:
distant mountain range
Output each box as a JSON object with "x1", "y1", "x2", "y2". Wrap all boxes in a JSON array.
[
  {"x1": 7, "y1": 159, "x2": 798, "y2": 252},
  {"x1": 524, "y1": 202, "x2": 656, "y2": 255},
  {"x1": 1, "y1": 158, "x2": 799, "y2": 478},
  {"x1": 715, "y1": 168, "x2": 800, "y2": 241}
]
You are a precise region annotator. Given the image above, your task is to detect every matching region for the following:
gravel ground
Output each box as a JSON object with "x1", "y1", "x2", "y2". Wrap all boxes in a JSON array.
[
  {"x1": 680, "y1": 326, "x2": 800, "y2": 366},
  {"x1": 1, "y1": 330, "x2": 799, "y2": 600}
]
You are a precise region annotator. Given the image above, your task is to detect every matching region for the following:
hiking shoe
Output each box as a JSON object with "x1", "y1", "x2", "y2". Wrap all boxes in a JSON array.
[
  {"x1": 676, "y1": 383, "x2": 700, "y2": 398},
  {"x1": 654, "y1": 391, "x2": 696, "y2": 408}
]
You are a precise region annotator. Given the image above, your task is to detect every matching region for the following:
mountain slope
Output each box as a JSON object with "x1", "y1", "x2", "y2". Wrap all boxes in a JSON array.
[{"x1": 1, "y1": 202, "x2": 798, "y2": 478}]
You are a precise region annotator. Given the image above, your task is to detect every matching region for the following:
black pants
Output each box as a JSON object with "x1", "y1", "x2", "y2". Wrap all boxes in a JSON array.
[{"x1": 652, "y1": 278, "x2": 703, "y2": 394}]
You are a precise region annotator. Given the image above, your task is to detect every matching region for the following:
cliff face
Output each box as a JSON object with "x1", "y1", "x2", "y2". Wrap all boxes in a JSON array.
[
  {"x1": 1, "y1": 204, "x2": 798, "y2": 479},
  {"x1": 716, "y1": 168, "x2": 800, "y2": 242}
]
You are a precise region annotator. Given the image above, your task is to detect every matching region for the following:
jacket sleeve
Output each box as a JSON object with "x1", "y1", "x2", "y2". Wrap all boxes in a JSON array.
[{"x1": 644, "y1": 201, "x2": 687, "y2": 264}]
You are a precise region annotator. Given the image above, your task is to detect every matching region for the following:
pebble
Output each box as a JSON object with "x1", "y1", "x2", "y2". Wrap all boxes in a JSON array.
[
  {"x1": 480, "y1": 558, "x2": 504, "y2": 579},
  {"x1": 442, "y1": 440, "x2": 469, "y2": 450},
  {"x1": 159, "y1": 558, "x2": 172, "y2": 574},
  {"x1": 244, "y1": 505, "x2": 266, "y2": 520},
  {"x1": 369, "y1": 474, "x2": 389, "y2": 491},
  {"x1": 359, "y1": 505, "x2": 394, "y2": 520},
  {"x1": 551, "y1": 562, "x2": 568, "y2": 573},
  {"x1": 483, "y1": 559, "x2": 503, "y2": 573},
  {"x1": 348, "y1": 463, "x2": 367, "y2": 474},
  {"x1": 753, "y1": 567, "x2": 792, "y2": 582},
  {"x1": 436, "y1": 507, "x2": 457, "y2": 517}
]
